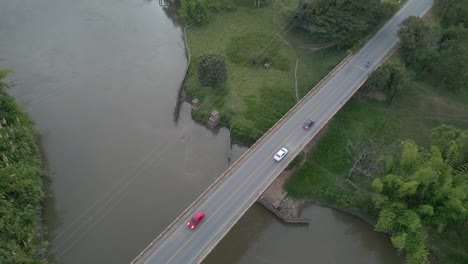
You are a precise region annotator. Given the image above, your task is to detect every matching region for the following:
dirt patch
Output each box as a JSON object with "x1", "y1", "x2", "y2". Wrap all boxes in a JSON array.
[{"x1": 260, "y1": 123, "x2": 330, "y2": 218}]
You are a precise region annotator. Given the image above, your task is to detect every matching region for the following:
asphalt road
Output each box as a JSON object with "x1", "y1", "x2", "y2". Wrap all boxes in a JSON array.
[{"x1": 133, "y1": 0, "x2": 433, "y2": 263}]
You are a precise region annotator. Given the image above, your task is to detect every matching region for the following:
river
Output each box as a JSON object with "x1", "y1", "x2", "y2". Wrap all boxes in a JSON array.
[{"x1": 0, "y1": 0, "x2": 402, "y2": 263}]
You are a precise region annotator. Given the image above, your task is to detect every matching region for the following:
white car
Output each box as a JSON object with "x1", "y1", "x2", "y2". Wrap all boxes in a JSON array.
[{"x1": 274, "y1": 148, "x2": 288, "y2": 161}]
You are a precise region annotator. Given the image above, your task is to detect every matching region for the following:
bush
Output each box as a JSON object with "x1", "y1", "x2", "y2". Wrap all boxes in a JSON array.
[{"x1": 198, "y1": 54, "x2": 228, "y2": 87}]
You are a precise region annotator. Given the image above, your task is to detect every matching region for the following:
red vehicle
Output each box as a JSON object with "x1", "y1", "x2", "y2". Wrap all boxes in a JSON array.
[{"x1": 187, "y1": 211, "x2": 205, "y2": 229}]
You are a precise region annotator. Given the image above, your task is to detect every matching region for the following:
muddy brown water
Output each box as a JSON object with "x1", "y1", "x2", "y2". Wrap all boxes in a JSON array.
[{"x1": 0, "y1": 0, "x2": 402, "y2": 263}]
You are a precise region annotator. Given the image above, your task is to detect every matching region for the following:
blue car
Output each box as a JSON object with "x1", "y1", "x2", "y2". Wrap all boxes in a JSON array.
[{"x1": 303, "y1": 119, "x2": 314, "y2": 130}]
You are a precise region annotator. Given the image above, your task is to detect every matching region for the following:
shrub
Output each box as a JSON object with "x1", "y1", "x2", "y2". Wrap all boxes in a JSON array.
[{"x1": 197, "y1": 54, "x2": 228, "y2": 87}]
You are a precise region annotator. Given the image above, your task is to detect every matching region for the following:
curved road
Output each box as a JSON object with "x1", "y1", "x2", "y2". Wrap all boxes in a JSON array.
[{"x1": 132, "y1": 0, "x2": 433, "y2": 263}]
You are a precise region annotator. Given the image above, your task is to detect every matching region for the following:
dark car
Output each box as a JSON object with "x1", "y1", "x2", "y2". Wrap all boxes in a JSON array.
[
  {"x1": 187, "y1": 211, "x2": 205, "y2": 229},
  {"x1": 303, "y1": 119, "x2": 314, "y2": 130}
]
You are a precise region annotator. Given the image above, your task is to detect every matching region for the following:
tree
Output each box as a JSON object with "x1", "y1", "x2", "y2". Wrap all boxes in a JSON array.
[
  {"x1": 433, "y1": 25, "x2": 468, "y2": 92},
  {"x1": 398, "y1": 16, "x2": 433, "y2": 65},
  {"x1": 372, "y1": 135, "x2": 468, "y2": 264},
  {"x1": 429, "y1": 125, "x2": 468, "y2": 167},
  {"x1": 364, "y1": 63, "x2": 411, "y2": 103},
  {"x1": 197, "y1": 54, "x2": 228, "y2": 87},
  {"x1": 180, "y1": 0, "x2": 212, "y2": 25},
  {"x1": 302, "y1": 0, "x2": 382, "y2": 48}
]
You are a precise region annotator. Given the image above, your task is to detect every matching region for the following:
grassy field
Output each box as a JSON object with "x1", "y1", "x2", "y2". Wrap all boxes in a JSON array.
[{"x1": 183, "y1": 0, "x2": 346, "y2": 144}]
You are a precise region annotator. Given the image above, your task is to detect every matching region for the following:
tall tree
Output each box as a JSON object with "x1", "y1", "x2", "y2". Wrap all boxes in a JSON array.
[{"x1": 398, "y1": 16, "x2": 433, "y2": 65}]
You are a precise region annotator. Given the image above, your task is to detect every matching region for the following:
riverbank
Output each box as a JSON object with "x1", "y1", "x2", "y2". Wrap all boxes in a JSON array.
[{"x1": 0, "y1": 87, "x2": 46, "y2": 263}]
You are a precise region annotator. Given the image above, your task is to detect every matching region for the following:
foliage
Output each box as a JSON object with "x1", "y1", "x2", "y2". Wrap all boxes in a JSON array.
[
  {"x1": 398, "y1": 16, "x2": 433, "y2": 65},
  {"x1": 0, "y1": 69, "x2": 46, "y2": 263},
  {"x1": 429, "y1": 124, "x2": 468, "y2": 168},
  {"x1": 372, "y1": 130, "x2": 468, "y2": 264},
  {"x1": 434, "y1": 0, "x2": 468, "y2": 28},
  {"x1": 197, "y1": 54, "x2": 228, "y2": 87},
  {"x1": 433, "y1": 25, "x2": 468, "y2": 92},
  {"x1": 364, "y1": 63, "x2": 412, "y2": 103},
  {"x1": 301, "y1": 0, "x2": 396, "y2": 48},
  {"x1": 398, "y1": 10, "x2": 468, "y2": 92}
]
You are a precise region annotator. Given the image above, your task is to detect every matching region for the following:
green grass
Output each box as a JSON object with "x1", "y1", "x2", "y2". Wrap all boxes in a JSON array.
[
  {"x1": 285, "y1": 151, "x2": 304, "y2": 171},
  {"x1": 0, "y1": 89, "x2": 46, "y2": 263},
  {"x1": 184, "y1": 0, "x2": 346, "y2": 144}
]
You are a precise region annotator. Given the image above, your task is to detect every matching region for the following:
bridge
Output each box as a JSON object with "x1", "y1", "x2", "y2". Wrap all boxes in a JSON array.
[{"x1": 132, "y1": 0, "x2": 433, "y2": 263}]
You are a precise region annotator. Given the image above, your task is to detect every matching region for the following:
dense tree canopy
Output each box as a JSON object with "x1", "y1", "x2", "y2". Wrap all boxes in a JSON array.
[
  {"x1": 372, "y1": 125, "x2": 468, "y2": 264},
  {"x1": 300, "y1": 0, "x2": 397, "y2": 48},
  {"x1": 398, "y1": 11, "x2": 468, "y2": 92}
]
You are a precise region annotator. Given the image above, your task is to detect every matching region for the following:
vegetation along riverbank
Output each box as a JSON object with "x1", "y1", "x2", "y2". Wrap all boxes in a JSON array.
[
  {"x1": 179, "y1": 0, "x2": 467, "y2": 263},
  {"x1": 287, "y1": 1, "x2": 468, "y2": 263},
  {"x1": 0, "y1": 67, "x2": 47, "y2": 263}
]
